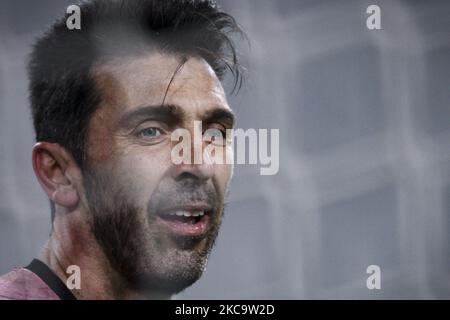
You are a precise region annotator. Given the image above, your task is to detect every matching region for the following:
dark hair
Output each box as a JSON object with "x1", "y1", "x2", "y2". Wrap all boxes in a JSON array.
[{"x1": 28, "y1": 0, "x2": 243, "y2": 221}]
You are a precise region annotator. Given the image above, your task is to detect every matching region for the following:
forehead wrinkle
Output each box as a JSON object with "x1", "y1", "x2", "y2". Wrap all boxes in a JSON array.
[
  {"x1": 94, "y1": 53, "x2": 227, "y2": 105},
  {"x1": 164, "y1": 61, "x2": 229, "y2": 110},
  {"x1": 92, "y1": 54, "x2": 184, "y2": 112},
  {"x1": 98, "y1": 53, "x2": 183, "y2": 83},
  {"x1": 93, "y1": 53, "x2": 230, "y2": 128}
]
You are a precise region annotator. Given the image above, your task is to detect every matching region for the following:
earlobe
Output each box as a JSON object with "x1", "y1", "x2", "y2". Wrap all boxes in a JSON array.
[{"x1": 52, "y1": 186, "x2": 79, "y2": 209}]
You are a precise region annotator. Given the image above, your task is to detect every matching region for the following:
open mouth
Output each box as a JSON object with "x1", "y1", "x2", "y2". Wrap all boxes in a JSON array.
[
  {"x1": 158, "y1": 210, "x2": 206, "y2": 224},
  {"x1": 155, "y1": 207, "x2": 211, "y2": 237}
]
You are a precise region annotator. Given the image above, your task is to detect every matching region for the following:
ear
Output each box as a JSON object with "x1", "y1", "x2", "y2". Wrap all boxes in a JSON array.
[{"x1": 32, "y1": 142, "x2": 80, "y2": 210}]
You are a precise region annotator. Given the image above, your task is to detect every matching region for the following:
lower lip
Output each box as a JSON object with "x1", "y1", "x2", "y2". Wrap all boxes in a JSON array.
[{"x1": 156, "y1": 214, "x2": 210, "y2": 237}]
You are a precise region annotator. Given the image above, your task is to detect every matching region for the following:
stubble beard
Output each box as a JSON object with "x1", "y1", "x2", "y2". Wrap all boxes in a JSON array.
[{"x1": 82, "y1": 167, "x2": 225, "y2": 297}]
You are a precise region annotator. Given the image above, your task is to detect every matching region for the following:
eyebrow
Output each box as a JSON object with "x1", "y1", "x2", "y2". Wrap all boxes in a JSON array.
[
  {"x1": 118, "y1": 104, "x2": 236, "y2": 130},
  {"x1": 118, "y1": 104, "x2": 185, "y2": 129},
  {"x1": 202, "y1": 108, "x2": 236, "y2": 128}
]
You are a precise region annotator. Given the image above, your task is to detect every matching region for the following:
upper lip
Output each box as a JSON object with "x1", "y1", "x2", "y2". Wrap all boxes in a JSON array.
[{"x1": 156, "y1": 203, "x2": 213, "y2": 216}]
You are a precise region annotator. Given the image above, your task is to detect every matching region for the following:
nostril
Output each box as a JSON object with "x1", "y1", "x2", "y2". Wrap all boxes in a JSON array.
[
  {"x1": 176, "y1": 171, "x2": 199, "y2": 181},
  {"x1": 171, "y1": 162, "x2": 214, "y2": 181}
]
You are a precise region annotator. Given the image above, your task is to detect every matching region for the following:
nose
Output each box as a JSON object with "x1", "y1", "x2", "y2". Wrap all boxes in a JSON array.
[
  {"x1": 170, "y1": 128, "x2": 215, "y2": 182},
  {"x1": 170, "y1": 119, "x2": 219, "y2": 181},
  {"x1": 170, "y1": 161, "x2": 214, "y2": 182}
]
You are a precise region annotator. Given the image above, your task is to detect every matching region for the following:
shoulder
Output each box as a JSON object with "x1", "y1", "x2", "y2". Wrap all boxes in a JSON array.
[{"x1": 0, "y1": 267, "x2": 60, "y2": 300}]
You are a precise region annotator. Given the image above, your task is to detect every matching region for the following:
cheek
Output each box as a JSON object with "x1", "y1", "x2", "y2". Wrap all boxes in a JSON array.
[
  {"x1": 222, "y1": 146, "x2": 234, "y2": 182},
  {"x1": 214, "y1": 163, "x2": 233, "y2": 194},
  {"x1": 115, "y1": 148, "x2": 172, "y2": 199}
]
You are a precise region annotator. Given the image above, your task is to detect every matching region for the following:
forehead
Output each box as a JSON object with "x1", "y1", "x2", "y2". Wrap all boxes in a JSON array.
[{"x1": 92, "y1": 52, "x2": 230, "y2": 118}]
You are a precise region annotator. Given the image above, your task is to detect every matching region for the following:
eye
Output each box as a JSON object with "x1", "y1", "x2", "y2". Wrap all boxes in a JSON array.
[
  {"x1": 138, "y1": 127, "x2": 163, "y2": 138},
  {"x1": 204, "y1": 128, "x2": 227, "y2": 146},
  {"x1": 205, "y1": 128, "x2": 224, "y2": 138}
]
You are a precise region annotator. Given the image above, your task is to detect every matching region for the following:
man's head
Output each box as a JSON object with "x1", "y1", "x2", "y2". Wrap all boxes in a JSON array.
[{"x1": 29, "y1": 0, "x2": 242, "y2": 297}]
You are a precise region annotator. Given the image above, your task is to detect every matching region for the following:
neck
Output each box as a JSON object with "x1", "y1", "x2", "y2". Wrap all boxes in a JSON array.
[{"x1": 38, "y1": 212, "x2": 170, "y2": 300}]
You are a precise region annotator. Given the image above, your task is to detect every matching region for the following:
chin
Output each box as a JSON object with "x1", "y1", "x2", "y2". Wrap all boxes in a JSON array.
[
  {"x1": 123, "y1": 246, "x2": 208, "y2": 296},
  {"x1": 130, "y1": 266, "x2": 205, "y2": 297}
]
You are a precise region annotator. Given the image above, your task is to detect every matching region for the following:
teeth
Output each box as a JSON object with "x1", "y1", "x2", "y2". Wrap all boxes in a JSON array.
[{"x1": 166, "y1": 210, "x2": 205, "y2": 217}]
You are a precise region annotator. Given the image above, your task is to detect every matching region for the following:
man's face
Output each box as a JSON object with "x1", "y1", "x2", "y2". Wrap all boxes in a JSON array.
[{"x1": 82, "y1": 52, "x2": 234, "y2": 295}]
